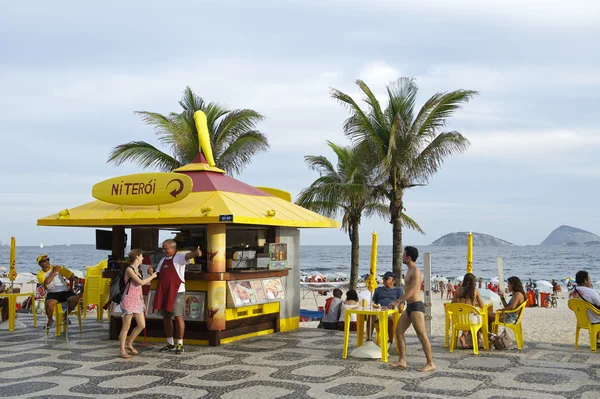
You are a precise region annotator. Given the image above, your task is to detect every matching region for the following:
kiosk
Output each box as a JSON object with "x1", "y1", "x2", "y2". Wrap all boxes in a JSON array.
[{"x1": 37, "y1": 111, "x2": 338, "y2": 346}]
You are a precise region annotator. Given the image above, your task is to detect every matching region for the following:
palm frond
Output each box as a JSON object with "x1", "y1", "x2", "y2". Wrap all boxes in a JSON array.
[
  {"x1": 106, "y1": 141, "x2": 181, "y2": 171},
  {"x1": 410, "y1": 131, "x2": 470, "y2": 181},
  {"x1": 217, "y1": 131, "x2": 270, "y2": 175},
  {"x1": 401, "y1": 213, "x2": 425, "y2": 234},
  {"x1": 412, "y1": 89, "x2": 478, "y2": 139}
]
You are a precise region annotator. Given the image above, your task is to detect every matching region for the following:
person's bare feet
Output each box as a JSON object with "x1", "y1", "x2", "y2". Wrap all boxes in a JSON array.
[
  {"x1": 389, "y1": 361, "x2": 407, "y2": 369},
  {"x1": 459, "y1": 335, "x2": 469, "y2": 349},
  {"x1": 126, "y1": 345, "x2": 138, "y2": 355},
  {"x1": 120, "y1": 352, "x2": 131, "y2": 359},
  {"x1": 418, "y1": 363, "x2": 435, "y2": 372}
]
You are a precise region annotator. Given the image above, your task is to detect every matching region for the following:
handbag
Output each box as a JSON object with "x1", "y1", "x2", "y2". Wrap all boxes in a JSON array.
[{"x1": 491, "y1": 329, "x2": 513, "y2": 350}]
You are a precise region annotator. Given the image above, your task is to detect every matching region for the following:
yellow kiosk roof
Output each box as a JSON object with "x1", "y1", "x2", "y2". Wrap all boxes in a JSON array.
[{"x1": 37, "y1": 154, "x2": 338, "y2": 229}]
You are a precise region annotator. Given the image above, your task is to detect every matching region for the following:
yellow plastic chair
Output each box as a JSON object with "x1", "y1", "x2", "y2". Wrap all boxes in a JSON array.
[
  {"x1": 568, "y1": 298, "x2": 600, "y2": 352},
  {"x1": 446, "y1": 303, "x2": 488, "y2": 354},
  {"x1": 53, "y1": 300, "x2": 82, "y2": 337},
  {"x1": 83, "y1": 260, "x2": 108, "y2": 321},
  {"x1": 444, "y1": 302, "x2": 452, "y2": 347},
  {"x1": 492, "y1": 300, "x2": 527, "y2": 350}
]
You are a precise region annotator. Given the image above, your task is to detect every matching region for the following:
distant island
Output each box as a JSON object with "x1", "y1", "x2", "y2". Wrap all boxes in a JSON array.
[
  {"x1": 540, "y1": 225, "x2": 600, "y2": 246},
  {"x1": 431, "y1": 232, "x2": 514, "y2": 247}
]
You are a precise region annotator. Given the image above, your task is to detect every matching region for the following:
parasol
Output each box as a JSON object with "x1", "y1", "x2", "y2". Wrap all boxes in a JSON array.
[
  {"x1": 8, "y1": 237, "x2": 17, "y2": 288},
  {"x1": 535, "y1": 280, "x2": 553, "y2": 293},
  {"x1": 466, "y1": 232, "x2": 473, "y2": 273},
  {"x1": 365, "y1": 232, "x2": 378, "y2": 293},
  {"x1": 351, "y1": 231, "x2": 381, "y2": 359}
]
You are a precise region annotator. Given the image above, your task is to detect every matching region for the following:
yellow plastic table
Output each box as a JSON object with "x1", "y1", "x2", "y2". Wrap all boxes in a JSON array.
[
  {"x1": 342, "y1": 306, "x2": 399, "y2": 363},
  {"x1": 0, "y1": 292, "x2": 37, "y2": 332}
]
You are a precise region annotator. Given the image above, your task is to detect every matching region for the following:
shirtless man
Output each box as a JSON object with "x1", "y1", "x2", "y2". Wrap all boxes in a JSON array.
[{"x1": 389, "y1": 246, "x2": 435, "y2": 372}]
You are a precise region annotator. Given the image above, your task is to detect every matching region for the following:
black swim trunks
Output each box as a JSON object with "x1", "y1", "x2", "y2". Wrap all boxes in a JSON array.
[{"x1": 405, "y1": 301, "x2": 425, "y2": 315}]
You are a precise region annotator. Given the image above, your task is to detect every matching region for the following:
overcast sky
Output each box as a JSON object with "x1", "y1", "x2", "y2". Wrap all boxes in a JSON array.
[{"x1": 1, "y1": 0, "x2": 599, "y2": 247}]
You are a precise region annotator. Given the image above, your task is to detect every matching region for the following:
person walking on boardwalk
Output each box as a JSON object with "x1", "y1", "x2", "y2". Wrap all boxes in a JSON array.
[
  {"x1": 118, "y1": 249, "x2": 158, "y2": 358},
  {"x1": 150, "y1": 239, "x2": 201, "y2": 355},
  {"x1": 389, "y1": 246, "x2": 435, "y2": 372}
]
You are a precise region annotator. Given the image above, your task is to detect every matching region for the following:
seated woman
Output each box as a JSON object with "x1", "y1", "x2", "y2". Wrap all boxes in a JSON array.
[
  {"x1": 488, "y1": 276, "x2": 526, "y2": 331},
  {"x1": 452, "y1": 273, "x2": 485, "y2": 349},
  {"x1": 338, "y1": 289, "x2": 359, "y2": 331}
]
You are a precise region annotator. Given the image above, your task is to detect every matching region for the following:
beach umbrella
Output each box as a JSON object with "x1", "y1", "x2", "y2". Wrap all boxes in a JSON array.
[
  {"x1": 536, "y1": 280, "x2": 553, "y2": 293},
  {"x1": 8, "y1": 237, "x2": 17, "y2": 287},
  {"x1": 0, "y1": 266, "x2": 6, "y2": 271},
  {"x1": 480, "y1": 288, "x2": 502, "y2": 308},
  {"x1": 432, "y1": 276, "x2": 448, "y2": 283},
  {"x1": 456, "y1": 275, "x2": 464, "y2": 282},
  {"x1": 490, "y1": 277, "x2": 499, "y2": 284},
  {"x1": 562, "y1": 277, "x2": 574, "y2": 283},
  {"x1": 71, "y1": 269, "x2": 85, "y2": 279},
  {"x1": 467, "y1": 232, "x2": 473, "y2": 273},
  {"x1": 366, "y1": 232, "x2": 378, "y2": 293}
]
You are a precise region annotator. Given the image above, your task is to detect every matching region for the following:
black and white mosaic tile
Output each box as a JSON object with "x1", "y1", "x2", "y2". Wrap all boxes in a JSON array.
[{"x1": 0, "y1": 314, "x2": 599, "y2": 398}]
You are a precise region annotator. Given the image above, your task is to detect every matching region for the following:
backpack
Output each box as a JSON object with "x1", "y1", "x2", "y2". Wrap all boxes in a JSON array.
[{"x1": 109, "y1": 266, "x2": 133, "y2": 304}]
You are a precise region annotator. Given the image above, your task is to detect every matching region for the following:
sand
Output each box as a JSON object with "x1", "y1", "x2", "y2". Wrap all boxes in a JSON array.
[{"x1": 300, "y1": 288, "x2": 583, "y2": 345}]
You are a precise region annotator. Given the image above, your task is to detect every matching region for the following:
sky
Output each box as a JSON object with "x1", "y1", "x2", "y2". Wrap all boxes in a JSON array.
[{"x1": 1, "y1": 0, "x2": 599, "y2": 247}]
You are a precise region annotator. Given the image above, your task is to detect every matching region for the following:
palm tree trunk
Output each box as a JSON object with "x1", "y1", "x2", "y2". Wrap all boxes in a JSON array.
[
  {"x1": 349, "y1": 220, "x2": 360, "y2": 290},
  {"x1": 391, "y1": 188, "x2": 404, "y2": 287}
]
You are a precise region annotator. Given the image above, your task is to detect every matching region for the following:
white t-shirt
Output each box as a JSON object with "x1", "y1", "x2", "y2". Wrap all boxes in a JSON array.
[
  {"x1": 574, "y1": 285, "x2": 600, "y2": 324},
  {"x1": 36, "y1": 270, "x2": 69, "y2": 293},
  {"x1": 156, "y1": 252, "x2": 188, "y2": 293},
  {"x1": 339, "y1": 302, "x2": 358, "y2": 322}
]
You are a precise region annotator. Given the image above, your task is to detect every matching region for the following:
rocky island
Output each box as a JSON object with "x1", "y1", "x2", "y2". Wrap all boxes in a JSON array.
[
  {"x1": 540, "y1": 225, "x2": 600, "y2": 246},
  {"x1": 431, "y1": 232, "x2": 514, "y2": 246}
]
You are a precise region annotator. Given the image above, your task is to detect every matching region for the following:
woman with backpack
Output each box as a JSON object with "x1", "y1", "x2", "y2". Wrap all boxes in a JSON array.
[{"x1": 119, "y1": 249, "x2": 158, "y2": 358}]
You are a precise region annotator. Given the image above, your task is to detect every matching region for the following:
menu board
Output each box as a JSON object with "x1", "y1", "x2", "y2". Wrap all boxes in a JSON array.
[{"x1": 227, "y1": 277, "x2": 286, "y2": 308}]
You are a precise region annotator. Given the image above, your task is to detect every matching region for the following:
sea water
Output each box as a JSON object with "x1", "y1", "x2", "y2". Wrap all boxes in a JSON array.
[{"x1": 1, "y1": 244, "x2": 598, "y2": 282}]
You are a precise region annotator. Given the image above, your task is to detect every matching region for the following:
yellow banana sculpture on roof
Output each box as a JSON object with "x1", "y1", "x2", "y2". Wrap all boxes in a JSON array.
[{"x1": 194, "y1": 110, "x2": 217, "y2": 167}]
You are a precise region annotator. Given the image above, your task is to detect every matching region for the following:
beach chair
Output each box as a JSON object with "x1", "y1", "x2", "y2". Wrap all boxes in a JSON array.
[
  {"x1": 444, "y1": 302, "x2": 452, "y2": 347},
  {"x1": 492, "y1": 301, "x2": 527, "y2": 349},
  {"x1": 446, "y1": 303, "x2": 488, "y2": 354},
  {"x1": 43, "y1": 295, "x2": 82, "y2": 342},
  {"x1": 83, "y1": 260, "x2": 109, "y2": 321},
  {"x1": 567, "y1": 298, "x2": 600, "y2": 352}
]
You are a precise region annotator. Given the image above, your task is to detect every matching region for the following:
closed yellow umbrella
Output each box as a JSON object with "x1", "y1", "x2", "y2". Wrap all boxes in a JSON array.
[
  {"x1": 467, "y1": 232, "x2": 473, "y2": 273},
  {"x1": 8, "y1": 237, "x2": 17, "y2": 284},
  {"x1": 366, "y1": 232, "x2": 378, "y2": 293}
]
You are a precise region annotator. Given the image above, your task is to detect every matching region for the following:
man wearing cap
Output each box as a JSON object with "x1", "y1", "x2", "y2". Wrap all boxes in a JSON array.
[
  {"x1": 369, "y1": 271, "x2": 405, "y2": 347},
  {"x1": 36, "y1": 255, "x2": 78, "y2": 328}
]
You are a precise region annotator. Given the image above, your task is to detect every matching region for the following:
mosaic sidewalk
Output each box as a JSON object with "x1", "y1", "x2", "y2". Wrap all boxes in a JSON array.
[{"x1": 0, "y1": 314, "x2": 599, "y2": 399}]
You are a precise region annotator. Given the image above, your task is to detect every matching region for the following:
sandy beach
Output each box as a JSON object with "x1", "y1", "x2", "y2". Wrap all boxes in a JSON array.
[{"x1": 300, "y1": 288, "x2": 583, "y2": 346}]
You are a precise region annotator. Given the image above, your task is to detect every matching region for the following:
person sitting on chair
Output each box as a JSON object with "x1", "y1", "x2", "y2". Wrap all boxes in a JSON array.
[
  {"x1": 571, "y1": 270, "x2": 600, "y2": 342},
  {"x1": 488, "y1": 276, "x2": 526, "y2": 331},
  {"x1": 321, "y1": 288, "x2": 343, "y2": 330},
  {"x1": 0, "y1": 281, "x2": 9, "y2": 323},
  {"x1": 36, "y1": 254, "x2": 79, "y2": 328},
  {"x1": 370, "y1": 271, "x2": 404, "y2": 347},
  {"x1": 452, "y1": 273, "x2": 485, "y2": 349}
]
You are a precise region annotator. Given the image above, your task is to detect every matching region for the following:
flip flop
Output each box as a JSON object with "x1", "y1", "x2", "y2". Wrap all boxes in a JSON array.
[
  {"x1": 126, "y1": 346, "x2": 139, "y2": 355},
  {"x1": 120, "y1": 352, "x2": 132, "y2": 359}
]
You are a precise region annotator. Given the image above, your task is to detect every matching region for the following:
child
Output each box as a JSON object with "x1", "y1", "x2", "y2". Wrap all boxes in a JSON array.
[{"x1": 321, "y1": 288, "x2": 343, "y2": 330}]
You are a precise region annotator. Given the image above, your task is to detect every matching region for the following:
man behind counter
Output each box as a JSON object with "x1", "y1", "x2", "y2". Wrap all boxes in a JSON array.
[{"x1": 150, "y1": 239, "x2": 202, "y2": 355}]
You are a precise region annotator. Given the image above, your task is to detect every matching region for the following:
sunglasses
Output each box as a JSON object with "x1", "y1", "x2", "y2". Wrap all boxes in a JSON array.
[{"x1": 42, "y1": 258, "x2": 50, "y2": 262}]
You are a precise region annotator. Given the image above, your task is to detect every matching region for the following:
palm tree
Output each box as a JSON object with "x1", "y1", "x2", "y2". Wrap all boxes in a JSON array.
[
  {"x1": 107, "y1": 87, "x2": 269, "y2": 175},
  {"x1": 296, "y1": 141, "x2": 423, "y2": 289},
  {"x1": 330, "y1": 78, "x2": 477, "y2": 284}
]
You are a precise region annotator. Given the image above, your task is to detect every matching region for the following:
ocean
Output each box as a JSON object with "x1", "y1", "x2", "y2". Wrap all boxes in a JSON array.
[{"x1": 1, "y1": 244, "x2": 598, "y2": 283}]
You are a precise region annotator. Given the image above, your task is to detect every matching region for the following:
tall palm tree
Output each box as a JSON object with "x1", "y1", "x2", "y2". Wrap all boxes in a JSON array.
[
  {"x1": 331, "y1": 78, "x2": 477, "y2": 284},
  {"x1": 296, "y1": 141, "x2": 423, "y2": 289},
  {"x1": 107, "y1": 87, "x2": 269, "y2": 175}
]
